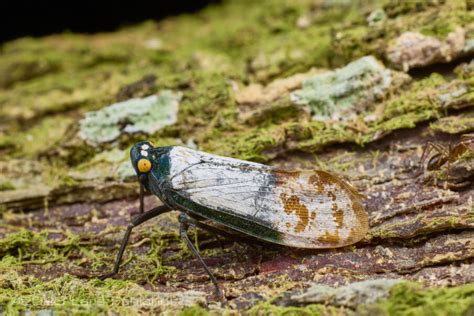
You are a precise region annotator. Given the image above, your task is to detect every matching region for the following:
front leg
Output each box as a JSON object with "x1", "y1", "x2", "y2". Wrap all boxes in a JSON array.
[
  {"x1": 100, "y1": 205, "x2": 171, "y2": 279},
  {"x1": 179, "y1": 213, "x2": 224, "y2": 299}
]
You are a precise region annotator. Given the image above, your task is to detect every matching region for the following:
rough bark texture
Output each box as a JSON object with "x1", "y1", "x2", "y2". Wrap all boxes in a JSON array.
[{"x1": 1, "y1": 0, "x2": 474, "y2": 315}]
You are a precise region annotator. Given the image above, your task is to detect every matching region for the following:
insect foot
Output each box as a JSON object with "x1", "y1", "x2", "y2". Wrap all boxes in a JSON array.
[
  {"x1": 178, "y1": 213, "x2": 224, "y2": 299},
  {"x1": 99, "y1": 205, "x2": 171, "y2": 281}
]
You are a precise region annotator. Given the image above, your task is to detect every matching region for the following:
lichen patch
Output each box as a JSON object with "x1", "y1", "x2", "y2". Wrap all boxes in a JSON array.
[
  {"x1": 290, "y1": 56, "x2": 411, "y2": 121},
  {"x1": 79, "y1": 91, "x2": 182, "y2": 146}
]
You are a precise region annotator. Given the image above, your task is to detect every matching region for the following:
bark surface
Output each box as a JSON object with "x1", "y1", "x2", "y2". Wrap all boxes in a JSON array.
[{"x1": 0, "y1": 0, "x2": 473, "y2": 314}]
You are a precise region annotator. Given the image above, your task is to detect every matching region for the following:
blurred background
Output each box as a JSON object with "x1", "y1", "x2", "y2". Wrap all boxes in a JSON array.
[{"x1": 0, "y1": 1, "x2": 217, "y2": 42}]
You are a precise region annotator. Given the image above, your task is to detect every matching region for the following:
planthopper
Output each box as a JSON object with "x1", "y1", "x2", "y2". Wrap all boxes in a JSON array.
[{"x1": 100, "y1": 141, "x2": 369, "y2": 297}]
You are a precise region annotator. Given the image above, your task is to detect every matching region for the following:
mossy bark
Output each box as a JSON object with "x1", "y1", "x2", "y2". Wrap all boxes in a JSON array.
[{"x1": 1, "y1": 0, "x2": 474, "y2": 314}]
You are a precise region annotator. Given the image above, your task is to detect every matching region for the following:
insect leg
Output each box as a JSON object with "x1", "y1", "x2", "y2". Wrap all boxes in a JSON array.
[
  {"x1": 447, "y1": 143, "x2": 453, "y2": 180},
  {"x1": 139, "y1": 182, "x2": 145, "y2": 214},
  {"x1": 178, "y1": 213, "x2": 223, "y2": 298},
  {"x1": 100, "y1": 204, "x2": 171, "y2": 280},
  {"x1": 420, "y1": 142, "x2": 435, "y2": 166}
]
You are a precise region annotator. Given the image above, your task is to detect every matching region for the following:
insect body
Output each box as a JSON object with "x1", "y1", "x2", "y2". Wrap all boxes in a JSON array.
[
  {"x1": 419, "y1": 134, "x2": 474, "y2": 189},
  {"x1": 420, "y1": 134, "x2": 474, "y2": 171},
  {"x1": 101, "y1": 141, "x2": 369, "y2": 297}
]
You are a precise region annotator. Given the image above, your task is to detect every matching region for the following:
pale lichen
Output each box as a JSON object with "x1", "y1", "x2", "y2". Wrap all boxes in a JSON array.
[
  {"x1": 79, "y1": 91, "x2": 182, "y2": 146},
  {"x1": 290, "y1": 56, "x2": 410, "y2": 121},
  {"x1": 276, "y1": 279, "x2": 403, "y2": 308}
]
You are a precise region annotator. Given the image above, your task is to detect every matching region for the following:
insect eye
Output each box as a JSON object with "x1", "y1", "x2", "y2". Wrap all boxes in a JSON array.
[{"x1": 137, "y1": 159, "x2": 152, "y2": 173}]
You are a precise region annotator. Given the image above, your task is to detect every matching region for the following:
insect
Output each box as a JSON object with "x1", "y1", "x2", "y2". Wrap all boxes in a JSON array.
[
  {"x1": 420, "y1": 134, "x2": 474, "y2": 171},
  {"x1": 100, "y1": 141, "x2": 369, "y2": 297},
  {"x1": 419, "y1": 134, "x2": 474, "y2": 189}
]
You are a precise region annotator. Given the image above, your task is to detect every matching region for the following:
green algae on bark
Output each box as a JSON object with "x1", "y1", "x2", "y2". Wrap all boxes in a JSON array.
[{"x1": 79, "y1": 91, "x2": 182, "y2": 146}]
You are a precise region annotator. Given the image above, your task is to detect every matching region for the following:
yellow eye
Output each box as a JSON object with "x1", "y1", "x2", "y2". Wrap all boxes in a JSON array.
[{"x1": 137, "y1": 159, "x2": 152, "y2": 173}]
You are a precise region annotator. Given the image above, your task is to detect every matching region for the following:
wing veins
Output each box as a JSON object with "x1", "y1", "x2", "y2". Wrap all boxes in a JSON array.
[{"x1": 182, "y1": 190, "x2": 346, "y2": 214}]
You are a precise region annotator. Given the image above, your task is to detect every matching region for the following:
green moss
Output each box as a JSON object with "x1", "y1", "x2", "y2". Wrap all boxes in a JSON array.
[
  {"x1": 241, "y1": 98, "x2": 308, "y2": 127},
  {"x1": 124, "y1": 227, "x2": 178, "y2": 283},
  {"x1": 0, "y1": 51, "x2": 62, "y2": 89},
  {"x1": 0, "y1": 181, "x2": 15, "y2": 191},
  {"x1": 159, "y1": 0, "x2": 337, "y2": 81},
  {"x1": 381, "y1": 73, "x2": 445, "y2": 119},
  {"x1": 430, "y1": 114, "x2": 474, "y2": 134},
  {"x1": 0, "y1": 226, "x2": 199, "y2": 314},
  {"x1": 418, "y1": 1, "x2": 469, "y2": 38},
  {"x1": 176, "y1": 71, "x2": 236, "y2": 142},
  {"x1": 365, "y1": 282, "x2": 474, "y2": 316},
  {"x1": 179, "y1": 305, "x2": 213, "y2": 316},
  {"x1": 204, "y1": 74, "x2": 449, "y2": 161},
  {"x1": 205, "y1": 72, "x2": 450, "y2": 161},
  {"x1": 210, "y1": 69, "x2": 469, "y2": 162},
  {"x1": 455, "y1": 61, "x2": 474, "y2": 79},
  {"x1": 358, "y1": 73, "x2": 446, "y2": 144},
  {"x1": 204, "y1": 119, "x2": 358, "y2": 162},
  {"x1": 248, "y1": 301, "x2": 335, "y2": 316},
  {"x1": 13, "y1": 115, "x2": 74, "y2": 158},
  {"x1": 0, "y1": 274, "x2": 185, "y2": 315},
  {"x1": 0, "y1": 223, "x2": 178, "y2": 286},
  {"x1": 383, "y1": 0, "x2": 445, "y2": 18},
  {"x1": 0, "y1": 229, "x2": 79, "y2": 265}
]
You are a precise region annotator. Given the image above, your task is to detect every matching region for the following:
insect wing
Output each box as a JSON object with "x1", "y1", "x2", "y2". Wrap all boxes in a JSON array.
[{"x1": 166, "y1": 147, "x2": 368, "y2": 249}]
